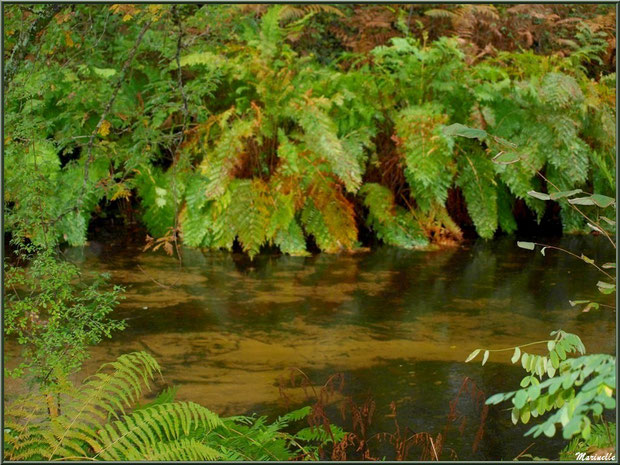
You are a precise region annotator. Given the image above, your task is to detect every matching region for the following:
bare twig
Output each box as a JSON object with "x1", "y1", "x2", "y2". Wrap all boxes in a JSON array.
[
  {"x1": 528, "y1": 242, "x2": 615, "y2": 280},
  {"x1": 136, "y1": 264, "x2": 180, "y2": 289},
  {"x1": 514, "y1": 442, "x2": 535, "y2": 461},
  {"x1": 167, "y1": 5, "x2": 190, "y2": 266},
  {"x1": 172, "y1": 5, "x2": 190, "y2": 141}
]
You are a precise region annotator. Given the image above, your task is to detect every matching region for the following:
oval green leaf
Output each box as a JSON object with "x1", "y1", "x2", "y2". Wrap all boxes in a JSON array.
[{"x1": 465, "y1": 349, "x2": 481, "y2": 363}]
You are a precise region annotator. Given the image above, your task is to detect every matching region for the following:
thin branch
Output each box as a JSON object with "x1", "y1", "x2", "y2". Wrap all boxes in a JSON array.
[
  {"x1": 514, "y1": 442, "x2": 535, "y2": 461},
  {"x1": 167, "y1": 5, "x2": 190, "y2": 265},
  {"x1": 136, "y1": 264, "x2": 180, "y2": 289},
  {"x1": 3, "y1": 4, "x2": 64, "y2": 89},
  {"x1": 172, "y1": 5, "x2": 190, "y2": 142},
  {"x1": 534, "y1": 171, "x2": 616, "y2": 250},
  {"x1": 77, "y1": 18, "x2": 153, "y2": 211},
  {"x1": 529, "y1": 242, "x2": 614, "y2": 280}
]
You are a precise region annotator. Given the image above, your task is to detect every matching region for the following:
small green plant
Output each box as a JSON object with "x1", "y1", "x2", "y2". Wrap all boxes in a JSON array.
[
  {"x1": 559, "y1": 421, "x2": 615, "y2": 460},
  {"x1": 4, "y1": 245, "x2": 125, "y2": 386},
  {"x1": 3, "y1": 352, "x2": 339, "y2": 461},
  {"x1": 456, "y1": 124, "x2": 616, "y2": 453},
  {"x1": 468, "y1": 332, "x2": 615, "y2": 443}
]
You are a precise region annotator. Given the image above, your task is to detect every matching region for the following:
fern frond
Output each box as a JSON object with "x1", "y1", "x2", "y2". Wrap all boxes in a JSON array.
[
  {"x1": 540, "y1": 72, "x2": 584, "y2": 109},
  {"x1": 134, "y1": 165, "x2": 178, "y2": 238},
  {"x1": 274, "y1": 219, "x2": 310, "y2": 256},
  {"x1": 457, "y1": 152, "x2": 498, "y2": 239},
  {"x1": 279, "y1": 5, "x2": 343, "y2": 23},
  {"x1": 301, "y1": 183, "x2": 358, "y2": 252},
  {"x1": 93, "y1": 402, "x2": 222, "y2": 460},
  {"x1": 394, "y1": 105, "x2": 454, "y2": 212},
  {"x1": 294, "y1": 99, "x2": 363, "y2": 193},
  {"x1": 46, "y1": 352, "x2": 161, "y2": 459},
  {"x1": 199, "y1": 113, "x2": 255, "y2": 199},
  {"x1": 360, "y1": 183, "x2": 428, "y2": 249},
  {"x1": 145, "y1": 439, "x2": 220, "y2": 461},
  {"x1": 225, "y1": 179, "x2": 271, "y2": 259}
]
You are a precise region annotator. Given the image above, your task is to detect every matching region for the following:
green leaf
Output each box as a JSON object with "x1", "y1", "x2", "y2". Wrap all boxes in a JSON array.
[
  {"x1": 581, "y1": 302, "x2": 599, "y2": 313},
  {"x1": 482, "y1": 350, "x2": 490, "y2": 366},
  {"x1": 442, "y1": 123, "x2": 487, "y2": 139},
  {"x1": 563, "y1": 416, "x2": 582, "y2": 439},
  {"x1": 92, "y1": 67, "x2": 117, "y2": 78},
  {"x1": 486, "y1": 393, "x2": 506, "y2": 405},
  {"x1": 596, "y1": 281, "x2": 616, "y2": 294},
  {"x1": 514, "y1": 390, "x2": 528, "y2": 409},
  {"x1": 527, "y1": 191, "x2": 551, "y2": 201},
  {"x1": 549, "y1": 189, "x2": 582, "y2": 200},
  {"x1": 543, "y1": 423, "x2": 556, "y2": 437},
  {"x1": 581, "y1": 254, "x2": 595, "y2": 264},
  {"x1": 568, "y1": 196, "x2": 595, "y2": 205},
  {"x1": 521, "y1": 353, "x2": 530, "y2": 370},
  {"x1": 590, "y1": 194, "x2": 615, "y2": 208},
  {"x1": 492, "y1": 151, "x2": 520, "y2": 165},
  {"x1": 520, "y1": 407, "x2": 531, "y2": 424},
  {"x1": 465, "y1": 349, "x2": 481, "y2": 363},
  {"x1": 582, "y1": 418, "x2": 591, "y2": 440},
  {"x1": 511, "y1": 347, "x2": 521, "y2": 364},
  {"x1": 517, "y1": 241, "x2": 535, "y2": 250},
  {"x1": 550, "y1": 350, "x2": 560, "y2": 369},
  {"x1": 602, "y1": 262, "x2": 616, "y2": 269}
]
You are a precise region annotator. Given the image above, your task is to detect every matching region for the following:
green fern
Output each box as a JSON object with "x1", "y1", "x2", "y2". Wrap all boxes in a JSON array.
[
  {"x1": 199, "y1": 112, "x2": 256, "y2": 200},
  {"x1": 293, "y1": 99, "x2": 363, "y2": 193},
  {"x1": 456, "y1": 152, "x2": 498, "y2": 239},
  {"x1": 360, "y1": 183, "x2": 428, "y2": 249},
  {"x1": 4, "y1": 352, "x2": 335, "y2": 462},
  {"x1": 226, "y1": 179, "x2": 271, "y2": 258},
  {"x1": 394, "y1": 105, "x2": 454, "y2": 212}
]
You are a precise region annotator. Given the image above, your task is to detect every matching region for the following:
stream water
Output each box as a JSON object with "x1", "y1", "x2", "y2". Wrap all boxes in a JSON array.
[{"x1": 4, "y1": 235, "x2": 616, "y2": 460}]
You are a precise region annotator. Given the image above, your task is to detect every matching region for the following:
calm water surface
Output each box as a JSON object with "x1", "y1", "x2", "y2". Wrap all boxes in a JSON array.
[{"x1": 5, "y1": 236, "x2": 616, "y2": 460}]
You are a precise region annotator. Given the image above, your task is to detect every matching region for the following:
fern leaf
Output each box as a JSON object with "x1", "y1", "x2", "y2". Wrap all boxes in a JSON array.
[
  {"x1": 294, "y1": 100, "x2": 363, "y2": 193},
  {"x1": 457, "y1": 153, "x2": 498, "y2": 239},
  {"x1": 394, "y1": 105, "x2": 454, "y2": 212},
  {"x1": 145, "y1": 439, "x2": 220, "y2": 461},
  {"x1": 540, "y1": 72, "x2": 584, "y2": 109},
  {"x1": 274, "y1": 219, "x2": 309, "y2": 256},
  {"x1": 134, "y1": 165, "x2": 177, "y2": 238},
  {"x1": 199, "y1": 114, "x2": 255, "y2": 199},
  {"x1": 225, "y1": 179, "x2": 271, "y2": 259},
  {"x1": 360, "y1": 183, "x2": 428, "y2": 248}
]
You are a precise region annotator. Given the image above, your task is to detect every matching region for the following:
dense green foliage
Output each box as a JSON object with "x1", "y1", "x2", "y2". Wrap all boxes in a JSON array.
[
  {"x1": 4, "y1": 352, "x2": 337, "y2": 461},
  {"x1": 4, "y1": 245, "x2": 125, "y2": 384},
  {"x1": 476, "y1": 332, "x2": 615, "y2": 442},
  {"x1": 461, "y1": 142, "x2": 616, "y2": 458},
  {"x1": 3, "y1": 4, "x2": 616, "y2": 257},
  {"x1": 2, "y1": 4, "x2": 617, "y2": 462}
]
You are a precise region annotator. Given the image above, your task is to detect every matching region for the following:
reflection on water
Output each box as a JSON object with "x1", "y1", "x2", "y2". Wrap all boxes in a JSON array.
[{"x1": 5, "y1": 236, "x2": 616, "y2": 460}]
